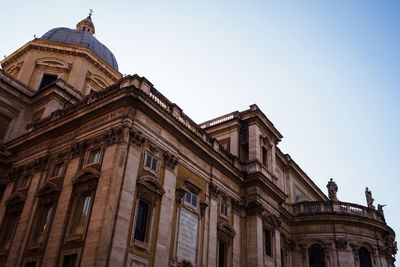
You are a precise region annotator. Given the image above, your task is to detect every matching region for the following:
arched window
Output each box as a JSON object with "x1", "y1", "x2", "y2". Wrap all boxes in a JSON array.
[
  {"x1": 358, "y1": 247, "x2": 372, "y2": 267},
  {"x1": 308, "y1": 244, "x2": 326, "y2": 267}
]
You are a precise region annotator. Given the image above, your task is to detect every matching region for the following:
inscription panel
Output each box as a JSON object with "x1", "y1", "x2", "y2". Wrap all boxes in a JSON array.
[{"x1": 177, "y1": 208, "x2": 198, "y2": 263}]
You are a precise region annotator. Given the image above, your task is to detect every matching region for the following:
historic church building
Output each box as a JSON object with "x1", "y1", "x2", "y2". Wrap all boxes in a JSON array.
[{"x1": 0, "y1": 15, "x2": 396, "y2": 267}]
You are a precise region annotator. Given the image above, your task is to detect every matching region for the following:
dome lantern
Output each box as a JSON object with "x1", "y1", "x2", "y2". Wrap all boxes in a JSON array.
[{"x1": 76, "y1": 10, "x2": 95, "y2": 34}]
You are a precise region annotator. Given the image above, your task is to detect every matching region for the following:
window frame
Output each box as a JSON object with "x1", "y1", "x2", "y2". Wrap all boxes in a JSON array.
[
  {"x1": 264, "y1": 228, "x2": 273, "y2": 258},
  {"x1": 69, "y1": 191, "x2": 95, "y2": 237},
  {"x1": 130, "y1": 191, "x2": 156, "y2": 252},
  {"x1": 143, "y1": 150, "x2": 160, "y2": 176},
  {"x1": 30, "y1": 203, "x2": 55, "y2": 245},
  {"x1": 184, "y1": 191, "x2": 199, "y2": 210},
  {"x1": 50, "y1": 161, "x2": 64, "y2": 179},
  {"x1": 19, "y1": 174, "x2": 31, "y2": 190},
  {"x1": 220, "y1": 202, "x2": 229, "y2": 218},
  {"x1": 0, "y1": 210, "x2": 21, "y2": 251},
  {"x1": 84, "y1": 146, "x2": 103, "y2": 167}
]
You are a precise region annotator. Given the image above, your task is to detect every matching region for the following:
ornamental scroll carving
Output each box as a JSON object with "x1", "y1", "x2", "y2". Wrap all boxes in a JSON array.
[
  {"x1": 164, "y1": 151, "x2": 178, "y2": 171},
  {"x1": 130, "y1": 129, "x2": 146, "y2": 148}
]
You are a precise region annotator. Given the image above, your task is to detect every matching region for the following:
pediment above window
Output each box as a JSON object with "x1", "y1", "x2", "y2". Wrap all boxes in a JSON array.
[
  {"x1": 6, "y1": 191, "x2": 26, "y2": 206},
  {"x1": 137, "y1": 176, "x2": 165, "y2": 197},
  {"x1": 218, "y1": 221, "x2": 236, "y2": 238},
  {"x1": 73, "y1": 166, "x2": 100, "y2": 185},
  {"x1": 37, "y1": 181, "x2": 62, "y2": 197}
]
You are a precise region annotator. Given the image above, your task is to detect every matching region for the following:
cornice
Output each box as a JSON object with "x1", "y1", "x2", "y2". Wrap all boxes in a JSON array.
[{"x1": 1, "y1": 39, "x2": 122, "y2": 81}]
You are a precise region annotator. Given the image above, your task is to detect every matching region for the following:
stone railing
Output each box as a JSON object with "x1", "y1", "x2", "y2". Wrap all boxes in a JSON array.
[
  {"x1": 199, "y1": 111, "x2": 240, "y2": 129},
  {"x1": 146, "y1": 85, "x2": 240, "y2": 166},
  {"x1": 292, "y1": 201, "x2": 385, "y2": 223}
]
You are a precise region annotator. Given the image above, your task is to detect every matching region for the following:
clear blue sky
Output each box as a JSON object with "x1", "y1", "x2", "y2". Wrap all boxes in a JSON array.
[{"x1": 2, "y1": 0, "x2": 399, "y2": 250}]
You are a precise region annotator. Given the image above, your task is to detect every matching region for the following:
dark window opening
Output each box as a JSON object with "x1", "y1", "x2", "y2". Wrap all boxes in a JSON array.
[
  {"x1": 134, "y1": 200, "x2": 150, "y2": 242},
  {"x1": 359, "y1": 247, "x2": 372, "y2": 267},
  {"x1": 63, "y1": 254, "x2": 77, "y2": 267},
  {"x1": 264, "y1": 229, "x2": 272, "y2": 257},
  {"x1": 39, "y1": 74, "x2": 58, "y2": 89},
  {"x1": 308, "y1": 244, "x2": 326, "y2": 267},
  {"x1": 218, "y1": 241, "x2": 226, "y2": 267},
  {"x1": 262, "y1": 147, "x2": 268, "y2": 166},
  {"x1": 0, "y1": 113, "x2": 11, "y2": 140},
  {"x1": 82, "y1": 26, "x2": 86, "y2": 31},
  {"x1": 0, "y1": 213, "x2": 19, "y2": 250},
  {"x1": 25, "y1": 262, "x2": 36, "y2": 267}
]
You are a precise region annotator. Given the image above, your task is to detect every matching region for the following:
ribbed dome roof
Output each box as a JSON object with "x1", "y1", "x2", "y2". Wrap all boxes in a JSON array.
[{"x1": 41, "y1": 27, "x2": 118, "y2": 70}]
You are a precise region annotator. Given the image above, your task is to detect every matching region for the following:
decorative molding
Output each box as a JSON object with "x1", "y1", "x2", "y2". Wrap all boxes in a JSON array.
[
  {"x1": 148, "y1": 141, "x2": 160, "y2": 153},
  {"x1": 217, "y1": 221, "x2": 236, "y2": 238},
  {"x1": 200, "y1": 201, "x2": 209, "y2": 217},
  {"x1": 334, "y1": 239, "x2": 348, "y2": 250},
  {"x1": 175, "y1": 187, "x2": 187, "y2": 204},
  {"x1": 137, "y1": 176, "x2": 165, "y2": 197},
  {"x1": 73, "y1": 166, "x2": 100, "y2": 185},
  {"x1": 246, "y1": 201, "x2": 265, "y2": 216},
  {"x1": 130, "y1": 129, "x2": 146, "y2": 148},
  {"x1": 209, "y1": 182, "x2": 220, "y2": 198},
  {"x1": 164, "y1": 151, "x2": 179, "y2": 171}
]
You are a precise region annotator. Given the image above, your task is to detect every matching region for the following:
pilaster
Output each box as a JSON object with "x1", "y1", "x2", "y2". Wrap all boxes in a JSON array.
[
  {"x1": 108, "y1": 136, "x2": 144, "y2": 266},
  {"x1": 153, "y1": 152, "x2": 179, "y2": 267}
]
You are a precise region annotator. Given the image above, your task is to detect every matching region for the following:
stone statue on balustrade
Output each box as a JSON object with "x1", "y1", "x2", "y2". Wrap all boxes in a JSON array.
[
  {"x1": 326, "y1": 178, "x2": 338, "y2": 201},
  {"x1": 365, "y1": 187, "x2": 375, "y2": 209},
  {"x1": 377, "y1": 204, "x2": 386, "y2": 216}
]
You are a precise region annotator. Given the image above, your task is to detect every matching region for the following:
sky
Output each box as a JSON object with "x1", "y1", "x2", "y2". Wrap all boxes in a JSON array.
[{"x1": 2, "y1": 0, "x2": 399, "y2": 254}]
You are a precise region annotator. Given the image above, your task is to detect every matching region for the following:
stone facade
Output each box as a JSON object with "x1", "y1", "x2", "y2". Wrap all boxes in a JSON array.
[{"x1": 0, "y1": 16, "x2": 396, "y2": 267}]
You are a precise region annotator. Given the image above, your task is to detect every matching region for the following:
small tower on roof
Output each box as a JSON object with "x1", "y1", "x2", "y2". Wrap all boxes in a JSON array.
[{"x1": 76, "y1": 10, "x2": 95, "y2": 34}]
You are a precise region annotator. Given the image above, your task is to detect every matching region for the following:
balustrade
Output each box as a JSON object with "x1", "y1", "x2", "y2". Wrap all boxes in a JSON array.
[{"x1": 291, "y1": 201, "x2": 385, "y2": 223}]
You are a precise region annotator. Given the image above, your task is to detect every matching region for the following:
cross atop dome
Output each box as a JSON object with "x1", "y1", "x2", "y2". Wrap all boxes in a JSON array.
[{"x1": 76, "y1": 10, "x2": 95, "y2": 34}]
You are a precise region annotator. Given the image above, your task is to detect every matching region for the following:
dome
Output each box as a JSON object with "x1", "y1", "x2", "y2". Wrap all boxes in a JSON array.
[{"x1": 41, "y1": 27, "x2": 119, "y2": 70}]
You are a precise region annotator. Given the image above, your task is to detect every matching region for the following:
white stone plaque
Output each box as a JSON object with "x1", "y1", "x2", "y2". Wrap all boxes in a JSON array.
[{"x1": 177, "y1": 208, "x2": 198, "y2": 263}]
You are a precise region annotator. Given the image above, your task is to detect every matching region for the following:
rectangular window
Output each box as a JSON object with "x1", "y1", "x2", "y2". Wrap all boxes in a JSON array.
[
  {"x1": 264, "y1": 229, "x2": 272, "y2": 257},
  {"x1": 19, "y1": 175, "x2": 30, "y2": 189},
  {"x1": 0, "y1": 113, "x2": 11, "y2": 140},
  {"x1": 87, "y1": 148, "x2": 101, "y2": 164},
  {"x1": 33, "y1": 205, "x2": 53, "y2": 243},
  {"x1": 63, "y1": 254, "x2": 77, "y2": 267},
  {"x1": 262, "y1": 147, "x2": 268, "y2": 167},
  {"x1": 144, "y1": 152, "x2": 158, "y2": 173},
  {"x1": 51, "y1": 163, "x2": 63, "y2": 177},
  {"x1": 134, "y1": 200, "x2": 150, "y2": 242},
  {"x1": 71, "y1": 194, "x2": 93, "y2": 235},
  {"x1": 220, "y1": 202, "x2": 228, "y2": 217},
  {"x1": 185, "y1": 191, "x2": 198, "y2": 209},
  {"x1": 0, "y1": 213, "x2": 19, "y2": 250},
  {"x1": 218, "y1": 241, "x2": 226, "y2": 267}
]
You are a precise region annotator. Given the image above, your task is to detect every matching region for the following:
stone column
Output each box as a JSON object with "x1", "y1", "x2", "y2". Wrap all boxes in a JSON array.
[
  {"x1": 153, "y1": 152, "x2": 178, "y2": 267},
  {"x1": 107, "y1": 139, "x2": 144, "y2": 266},
  {"x1": 275, "y1": 229, "x2": 281, "y2": 267},
  {"x1": 246, "y1": 214, "x2": 264, "y2": 267},
  {"x1": 232, "y1": 205, "x2": 241, "y2": 266}
]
